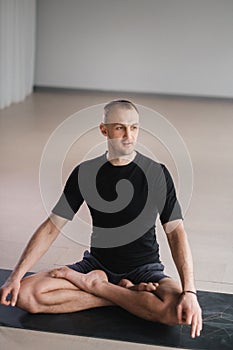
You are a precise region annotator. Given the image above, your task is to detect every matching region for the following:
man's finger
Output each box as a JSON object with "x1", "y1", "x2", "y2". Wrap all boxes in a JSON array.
[
  {"x1": 0, "y1": 289, "x2": 11, "y2": 306},
  {"x1": 184, "y1": 307, "x2": 193, "y2": 325},
  {"x1": 196, "y1": 311, "x2": 203, "y2": 337},
  {"x1": 11, "y1": 288, "x2": 19, "y2": 307},
  {"x1": 191, "y1": 315, "x2": 197, "y2": 338},
  {"x1": 186, "y1": 314, "x2": 193, "y2": 325},
  {"x1": 177, "y1": 303, "x2": 183, "y2": 323}
]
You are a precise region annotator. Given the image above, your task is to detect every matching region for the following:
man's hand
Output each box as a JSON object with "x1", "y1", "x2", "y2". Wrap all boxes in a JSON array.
[
  {"x1": 0, "y1": 278, "x2": 21, "y2": 307},
  {"x1": 177, "y1": 292, "x2": 202, "y2": 338}
]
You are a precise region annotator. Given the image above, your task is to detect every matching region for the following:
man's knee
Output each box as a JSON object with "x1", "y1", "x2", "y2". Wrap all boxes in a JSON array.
[
  {"x1": 17, "y1": 278, "x2": 41, "y2": 314},
  {"x1": 160, "y1": 297, "x2": 180, "y2": 325},
  {"x1": 147, "y1": 294, "x2": 179, "y2": 325}
]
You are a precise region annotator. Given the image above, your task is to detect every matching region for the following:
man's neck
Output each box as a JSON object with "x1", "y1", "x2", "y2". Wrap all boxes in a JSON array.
[{"x1": 106, "y1": 151, "x2": 137, "y2": 166}]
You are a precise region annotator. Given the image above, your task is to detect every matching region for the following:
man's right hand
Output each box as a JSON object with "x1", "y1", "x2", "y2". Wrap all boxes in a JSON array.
[{"x1": 0, "y1": 278, "x2": 21, "y2": 307}]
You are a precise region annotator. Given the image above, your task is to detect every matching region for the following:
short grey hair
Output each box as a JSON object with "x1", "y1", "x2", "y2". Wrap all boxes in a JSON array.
[{"x1": 103, "y1": 99, "x2": 139, "y2": 123}]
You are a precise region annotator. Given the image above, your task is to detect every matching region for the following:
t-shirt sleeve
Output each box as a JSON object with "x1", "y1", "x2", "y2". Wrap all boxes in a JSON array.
[
  {"x1": 52, "y1": 165, "x2": 84, "y2": 220},
  {"x1": 157, "y1": 164, "x2": 183, "y2": 225}
]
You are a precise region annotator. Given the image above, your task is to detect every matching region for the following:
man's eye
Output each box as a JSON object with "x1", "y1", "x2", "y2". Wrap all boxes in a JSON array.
[{"x1": 116, "y1": 126, "x2": 123, "y2": 130}]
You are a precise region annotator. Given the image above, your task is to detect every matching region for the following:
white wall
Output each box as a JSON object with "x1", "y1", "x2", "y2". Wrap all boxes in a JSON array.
[
  {"x1": 35, "y1": 0, "x2": 233, "y2": 98},
  {"x1": 0, "y1": 0, "x2": 36, "y2": 109}
]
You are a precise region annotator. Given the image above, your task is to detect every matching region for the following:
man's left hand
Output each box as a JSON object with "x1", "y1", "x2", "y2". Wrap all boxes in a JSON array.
[{"x1": 177, "y1": 292, "x2": 202, "y2": 338}]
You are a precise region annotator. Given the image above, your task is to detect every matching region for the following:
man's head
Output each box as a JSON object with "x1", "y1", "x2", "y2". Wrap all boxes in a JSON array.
[
  {"x1": 103, "y1": 100, "x2": 139, "y2": 124},
  {"x1": 100, "y1": 99, "x2": 139, "y2": 159}
]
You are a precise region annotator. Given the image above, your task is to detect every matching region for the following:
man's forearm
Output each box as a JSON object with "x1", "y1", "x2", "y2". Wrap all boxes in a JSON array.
[
  {"x1": 10, "y1": 217, "x2": 60, "y2": 281},
  {"x1": 164, "y1": 221, "x2": 202, "y2": 338},
  {"x1": 166, "y1": 223, "x2": 196, "y2": 291}
]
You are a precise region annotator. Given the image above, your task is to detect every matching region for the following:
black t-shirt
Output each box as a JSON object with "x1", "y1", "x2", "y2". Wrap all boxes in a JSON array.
[{"x1": 52, "y1": 152, "x2": 183, "y2": 273}]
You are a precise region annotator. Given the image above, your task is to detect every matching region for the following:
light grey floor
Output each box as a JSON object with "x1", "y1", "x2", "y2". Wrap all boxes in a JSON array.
[{"x1": 0, "y1": 90, "x2": 232, "y2": 349}]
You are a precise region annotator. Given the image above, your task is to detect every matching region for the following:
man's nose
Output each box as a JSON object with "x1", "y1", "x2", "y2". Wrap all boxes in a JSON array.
[{"x1": 124, "y1": 127, "x2": 132, "y2": 139}]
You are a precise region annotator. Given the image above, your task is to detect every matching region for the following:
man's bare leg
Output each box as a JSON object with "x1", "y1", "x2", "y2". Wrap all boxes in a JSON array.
[
  {"x1": 17, "y1": 268, "x2": 160, "y2": 314},
  {"x1": 50, "y1": 266, "x2": 182, "y2": 325},
  {"x1": 17, "y1": 269, "x2": 113, "y2": 314}
]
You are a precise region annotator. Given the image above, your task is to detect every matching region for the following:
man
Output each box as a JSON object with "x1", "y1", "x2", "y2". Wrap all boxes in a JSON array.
[{"x1": 0, "y1": 99, "x2": 202, "y2": 338}]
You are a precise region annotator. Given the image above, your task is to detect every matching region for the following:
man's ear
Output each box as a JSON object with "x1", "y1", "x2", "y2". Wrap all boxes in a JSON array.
[{"x1": 99, "y1": 123, "x2": 108, "y2": 136}]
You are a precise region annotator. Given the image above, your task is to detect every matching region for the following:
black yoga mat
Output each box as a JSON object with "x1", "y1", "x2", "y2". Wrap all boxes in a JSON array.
[{"x1": 0, "y1": 269, "x2": 232, "y2": 349}]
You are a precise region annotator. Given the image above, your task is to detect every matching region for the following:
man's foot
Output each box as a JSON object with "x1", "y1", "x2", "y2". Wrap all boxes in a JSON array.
[
  {"x1": 49, "y1": 267, "x2": 108, "y2": 293},
  {"x1": 49, "y1": 266, "x2": 71, "y2": 279},
  {"x1": 118, "y1": 278, "x2": 159, "y2": 292},
  {"x1": 49, "y1": 268, "x2": 159, "y2": 294}
]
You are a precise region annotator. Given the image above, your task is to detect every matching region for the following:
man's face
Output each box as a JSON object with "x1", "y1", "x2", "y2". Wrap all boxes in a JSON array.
[{"x1": 100, "y1": 107, "x2": 139, "y2": 157}]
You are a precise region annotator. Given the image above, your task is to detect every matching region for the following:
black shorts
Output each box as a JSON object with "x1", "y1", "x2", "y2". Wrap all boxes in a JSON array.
[{"x1": 67, "y1": 250, "x2": 169, "y2": 285}]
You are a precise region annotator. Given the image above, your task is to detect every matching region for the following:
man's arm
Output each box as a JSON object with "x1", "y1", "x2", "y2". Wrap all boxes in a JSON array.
[
  {"x1": 163, "y1": 219, "x2": 202, "y2": 338},
  {"x1": 0, "y1": 214, "x2": 67, "y2": 307}
]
